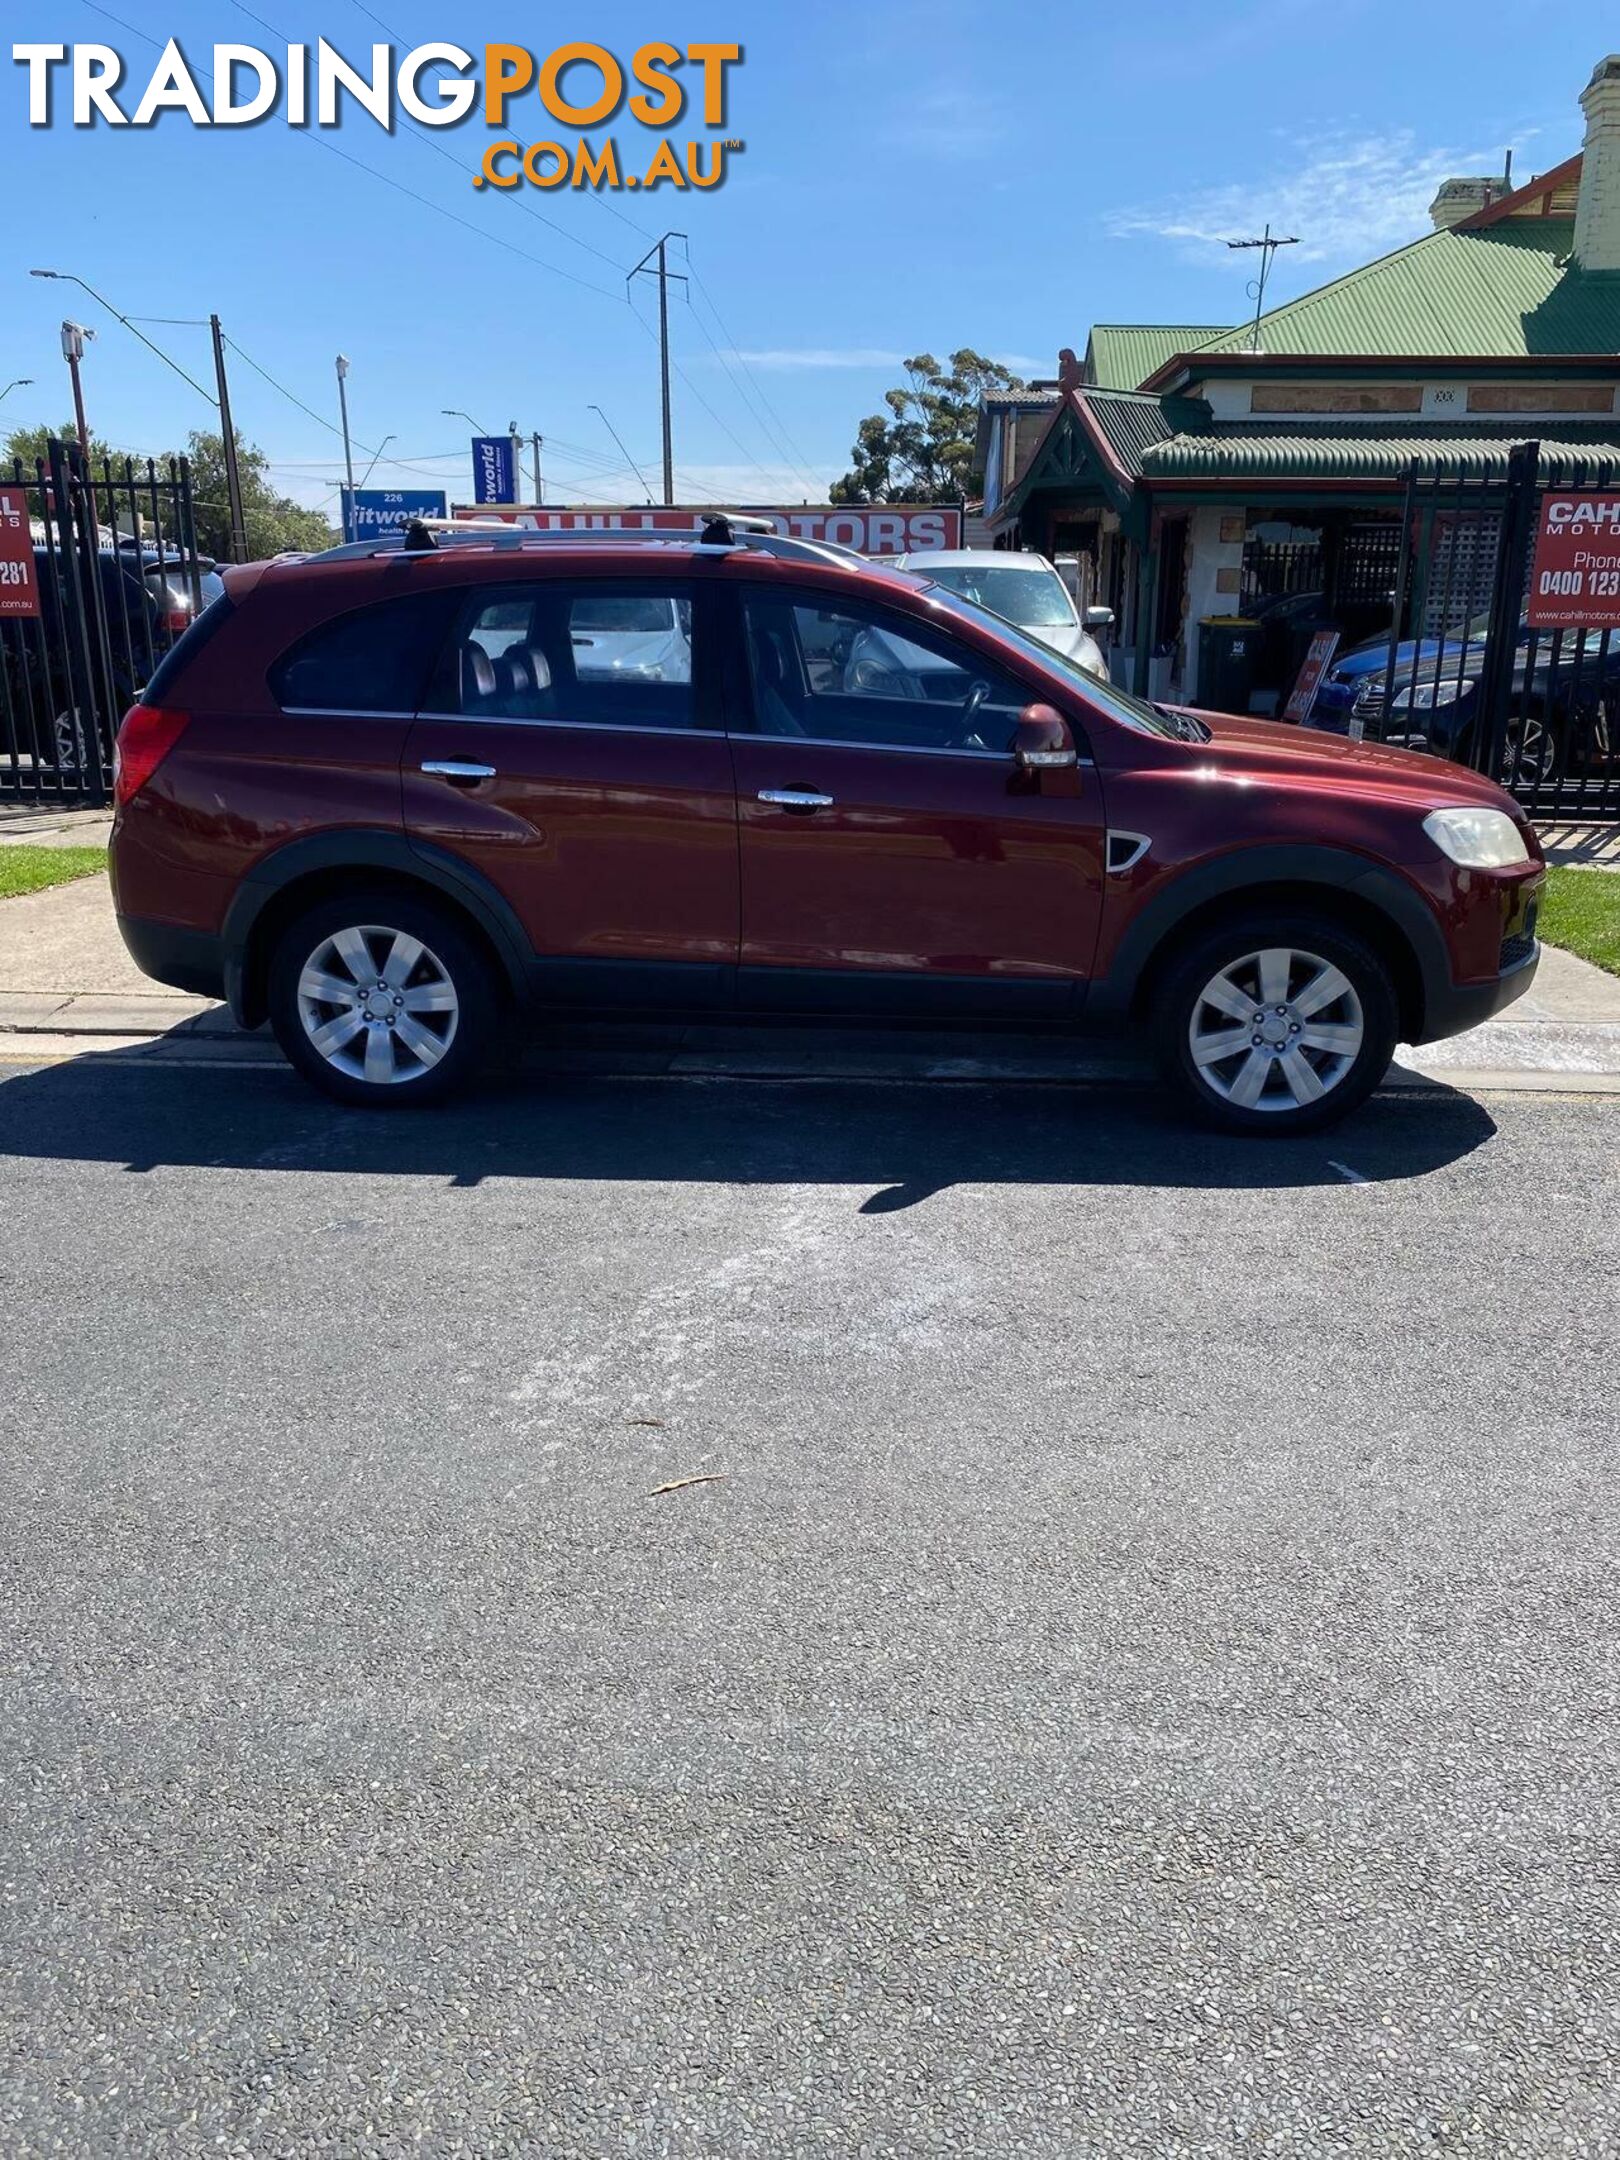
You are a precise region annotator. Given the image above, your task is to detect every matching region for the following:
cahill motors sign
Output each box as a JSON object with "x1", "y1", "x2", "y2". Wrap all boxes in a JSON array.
[
  {"x1": 450, "y1": 505, "x2": 966, "y2": 555},
  {"x1": 1527, "y1": 491, "x2": 1620, "y2": 628}
]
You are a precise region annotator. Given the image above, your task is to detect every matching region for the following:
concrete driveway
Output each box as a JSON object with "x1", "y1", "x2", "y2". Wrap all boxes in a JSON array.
[{"x1": 1, "y1": 1057, "x2": 1616, "y2": 2155}]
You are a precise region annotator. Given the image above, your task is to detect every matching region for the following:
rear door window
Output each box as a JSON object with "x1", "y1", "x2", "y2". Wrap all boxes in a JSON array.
[
  {"x1": 426, "y1": 580, "x2": 703, "y2": 729},
  {"x1": 268, "y1": 591, "x2": 460, "y2": 714}
]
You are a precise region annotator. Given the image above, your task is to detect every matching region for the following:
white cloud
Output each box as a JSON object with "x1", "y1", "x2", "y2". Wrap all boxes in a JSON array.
[
  {"x1": 1106, "y1": 127, "x2": 1535, "y2": 269},
  {"x1": 723, "y1": 348, "x2": 911, "y2": 370},
  {"x1": 668, "y1": 462, "x2": 842, "y2": 503},
  {"x1": 717, "y1": 348, "x2": 1046, "y2": 375},
  {"x1": 894, "y1": 80, "x2": 1009, "y2": 157}
]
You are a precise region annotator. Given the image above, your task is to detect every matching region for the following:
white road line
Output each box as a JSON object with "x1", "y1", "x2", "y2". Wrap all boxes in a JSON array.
[{"x1": 1328, "y1": 1160, "x2": 1369, "y2": 1185}]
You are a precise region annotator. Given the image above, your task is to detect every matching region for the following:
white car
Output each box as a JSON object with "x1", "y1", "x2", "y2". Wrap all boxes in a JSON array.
[
  {"x1": 890, "y1": 548, "x2": 1112, "y2": 680},
  {"x1": 569, "y1": 593, "x2": 692, "y2": 683}
]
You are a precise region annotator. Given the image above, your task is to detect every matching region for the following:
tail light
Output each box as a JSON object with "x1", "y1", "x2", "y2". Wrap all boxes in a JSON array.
[
  {"x1": 165, "y1": 605, "x2": 191, "y2": 635},
  {"x1": 114, "y1": 703, "x2": 190, "y2": 807}
]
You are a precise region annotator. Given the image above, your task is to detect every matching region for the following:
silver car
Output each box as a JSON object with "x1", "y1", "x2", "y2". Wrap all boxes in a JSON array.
[{"x1": 888, "y1": 547, "x2": 1113, "y2": 679}]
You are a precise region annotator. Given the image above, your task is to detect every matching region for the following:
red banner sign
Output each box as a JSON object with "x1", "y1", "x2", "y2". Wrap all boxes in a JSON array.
[
  {"x1": 449, "y1": 504, "x2": 964, "y2": 556},
  {"x1": 0, "y1": 485, "x2": 40, "y2": 618},
  {"x1": 1527, "y1": 491, "x2": 1620, "y2": 629},
  {"x1": 1283, "y1": 628, "x2": 1340, "y2": 724}
]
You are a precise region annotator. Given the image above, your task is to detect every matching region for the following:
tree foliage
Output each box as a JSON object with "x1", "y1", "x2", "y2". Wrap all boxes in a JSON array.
[
  {"x1": 829, "y1": 349, "x2": 1024, "y2": 506},
  {"x1": 2, "y1": 419, "x2": 338, "y2": 560}
]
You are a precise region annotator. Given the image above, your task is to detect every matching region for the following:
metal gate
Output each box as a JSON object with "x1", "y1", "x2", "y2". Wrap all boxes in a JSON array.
[
  {"x1": 1370, "y1": 442, "x2": 1620, "y2": 816},
  {"x1": 1, "y1": 440, "x2": 203, "y2": 806}
]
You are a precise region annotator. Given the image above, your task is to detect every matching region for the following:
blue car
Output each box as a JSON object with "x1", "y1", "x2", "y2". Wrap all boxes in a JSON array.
[
  {"x1": 1305, "y1": 611, "x2": 1616, "y2": 789},
  {"x1": 1307, "y1": 626, "x2": 1476, "y2": 737}
]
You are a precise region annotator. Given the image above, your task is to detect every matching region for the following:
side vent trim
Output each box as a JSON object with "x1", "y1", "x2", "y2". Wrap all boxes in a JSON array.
[{"x1": 1106, "y1": 830, "x2": 1152, "y2": 875}]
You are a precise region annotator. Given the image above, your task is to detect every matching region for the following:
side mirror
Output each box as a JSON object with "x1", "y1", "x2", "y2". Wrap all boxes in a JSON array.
[
  {"x1": 1084, "y1": 605, "x2": 1115, "y2": 631},
  {"x1": 1014, "y1": 703, "x2": 1078, "y2": 771}
]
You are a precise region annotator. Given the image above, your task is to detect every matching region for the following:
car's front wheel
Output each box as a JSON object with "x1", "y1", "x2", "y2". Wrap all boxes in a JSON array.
[
  {"x1": 267, "y1": 890, "x2": 495, "y2": 1107},
  {"x1": 1154, "y1": 912, "x2": 1398, "y2": 1134}
]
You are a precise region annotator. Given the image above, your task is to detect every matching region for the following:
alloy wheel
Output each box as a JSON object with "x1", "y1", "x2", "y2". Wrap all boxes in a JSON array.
[
  {"x1": 1188, "y1": 946, "x2": 1365, "y2": 1113},
  {"x1": 1502, "y1": 715, "x2": 1557, "y2": 791},
  {"x1": 295, "y1": 923, "x2": 460, "y2": 1087}
]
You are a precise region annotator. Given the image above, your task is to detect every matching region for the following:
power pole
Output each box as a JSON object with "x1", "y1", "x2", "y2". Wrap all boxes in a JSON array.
[
  {"x1": 1227, "y1": 225, "x2": 1299, "y2": 354},
  {"x1": 335, "y1": 354, "x2": 356, "y2": 502},
  {"x1": 60, "y1": 320, "x2": 94, "y2": 458},
  {"x1": 210, "y1": 315, "x2": 247, "y2": 562},
  {"x1": 531, "y1": 430, "x2": 544, "y2": 507},
  {"x1": 628, "y1": 232, "x2": 688, "y2": 506}
]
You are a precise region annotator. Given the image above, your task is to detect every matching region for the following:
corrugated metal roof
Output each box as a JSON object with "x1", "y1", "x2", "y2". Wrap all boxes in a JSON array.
[
  {"x1": 980, "y1": 386, "x2": 1061, "y2": 408},
  {"x1": 1081, "y1": 389, "x2": 1210, "y2": 470},
  {"x1": 1086, "y1": 325, "x2": 1230, "y2": 389},
  {"x1": 1140, "y1": 427, "x2": 1620, "y2": 480},
  {"x1": 1190, "y1": 222, "x2": 1620, "y2": 361}
]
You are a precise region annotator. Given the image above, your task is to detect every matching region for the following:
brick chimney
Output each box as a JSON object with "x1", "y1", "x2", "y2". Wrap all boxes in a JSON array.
[
  {"x1": 1574, "y1": 55, "x2": 1620, "y2": 271},
  {"x1": 1429, "y1": 177, "x2": 1498, "y2": 230}
]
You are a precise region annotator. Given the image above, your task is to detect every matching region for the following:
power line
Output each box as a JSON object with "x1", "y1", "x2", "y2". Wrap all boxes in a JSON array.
[
  {"x1": 676, "y1": 276, "x2": 824, "y2": 497},
  {"x1": 77, "y1": 0, "x2": 625, "y2": 304},
  {"x1": 681, "y1": 256, "x2": 825, "y2": 493},
  {"x1": 221, "y1": 334, "x2": 377, "y2": 454},
  {"x1": 321, "y1": 0, "x2": 631, "y2": 275}
]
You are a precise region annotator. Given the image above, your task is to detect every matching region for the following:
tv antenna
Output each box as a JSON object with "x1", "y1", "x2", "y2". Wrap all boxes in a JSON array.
[{"x1": 1227, "y1": 224, "x2": 1299, "y2": 353}]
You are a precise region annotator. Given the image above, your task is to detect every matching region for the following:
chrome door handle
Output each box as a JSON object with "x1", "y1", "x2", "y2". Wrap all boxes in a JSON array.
[
  {"x1": 421, "y1": 759, "x2": 497, "y2": 781},
  {"x1": 758, "y1": 787, "x2": 834, "y2": 811}
]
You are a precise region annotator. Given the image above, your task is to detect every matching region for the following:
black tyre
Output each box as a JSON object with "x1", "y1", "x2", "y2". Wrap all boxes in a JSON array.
[
  {"x1": 1153, "y1": 911, "x2": 1399, "y2": 1136},
  {"x1": 267, "y1": 888, "x2": 496, "y2": 1108}
]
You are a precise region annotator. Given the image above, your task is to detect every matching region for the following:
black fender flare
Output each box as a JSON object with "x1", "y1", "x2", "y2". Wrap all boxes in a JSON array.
[
  {"x1": 1086, "y1": 843, "x2": 1450, "y2": 1028},
  {"x1": 221, "y1": 830, "x2": 535, "y2": 1026}
]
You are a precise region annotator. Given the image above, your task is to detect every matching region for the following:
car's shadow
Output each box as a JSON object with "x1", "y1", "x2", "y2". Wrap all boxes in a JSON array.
[{"x1": 0, "y1": 1046, "x2": 1497, "y2": 1203}]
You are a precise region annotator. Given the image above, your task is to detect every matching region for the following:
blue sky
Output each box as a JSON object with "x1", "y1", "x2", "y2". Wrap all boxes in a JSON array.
[{"x1": 1, "y1": 0, "x2": 1604, "y2": 517}]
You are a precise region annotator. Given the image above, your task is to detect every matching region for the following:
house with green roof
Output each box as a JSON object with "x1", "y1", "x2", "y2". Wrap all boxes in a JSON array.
[{"x1": 981, "y1": 55, "x2": 1620, "y2": 706}]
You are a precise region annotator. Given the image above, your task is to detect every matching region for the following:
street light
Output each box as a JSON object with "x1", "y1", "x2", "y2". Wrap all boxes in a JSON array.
[
  {"x1": 335, "y1": 354, "x2": 356, "y2": 499},
  {"x1": 30, "y1": 267, "x2": 246, "y2": 548},
  {"x1": 30, "y1": 268, "x2": 216, "y2": 404},
  {"x1": 441, "y1": 407, "x2": 488, "y2": 435},
  {"x1": 589, "y1": 404, "x2": 654, "y2": 506},
  {"x1": 59, "y1": 321, "x2": 96, "y2": 456},
  {"x1": 0, "y1": 378, "x2": 34, "y2": 406},
  {"x1": 356, "y1": 433, "x2": 396, "y2": 489}
]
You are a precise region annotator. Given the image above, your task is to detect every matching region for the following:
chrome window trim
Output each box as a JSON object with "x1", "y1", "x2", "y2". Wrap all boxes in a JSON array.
[
  {"x1": 282, "y1": 707, "x2": 421, "y2": 720},
  {"x1": 413, "y1": 710, "x2": 721, "y2": 739},
  {"x1": 730, "y1": 729, "x2": 1096, "y2": 767}
]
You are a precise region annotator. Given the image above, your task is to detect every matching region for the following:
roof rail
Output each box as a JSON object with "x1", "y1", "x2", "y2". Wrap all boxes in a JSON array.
[{"x1": 303, "y1": 513, "x2": 871, "y2": 572}]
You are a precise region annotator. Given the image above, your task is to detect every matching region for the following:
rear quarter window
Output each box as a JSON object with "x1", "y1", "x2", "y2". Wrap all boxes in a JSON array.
[
  {"x1": 140, "y1": 592, "x2": 235, "y2": 704},
  {"x1": 268, "y1": 591, "x2": 459, "y2": 714}
]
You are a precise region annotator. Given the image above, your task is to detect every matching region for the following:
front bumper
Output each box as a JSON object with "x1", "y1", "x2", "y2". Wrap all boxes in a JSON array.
[{"x1": 1420, "y1": 937, "x2": 1540, "y2": 1042}]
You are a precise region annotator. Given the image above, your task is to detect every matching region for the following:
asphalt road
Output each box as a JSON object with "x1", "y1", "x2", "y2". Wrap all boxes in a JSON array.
[{"x1": 1, "y1": 1058, "x2": 1617, "y2": 2157}]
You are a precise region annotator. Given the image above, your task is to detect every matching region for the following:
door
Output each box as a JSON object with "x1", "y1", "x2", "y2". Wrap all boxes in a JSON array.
[
  {"x1": 729, "y1": 586, "x2": 1106, "y2": 1014},
  {"x1": 402, "y1": 576, "x2": 739, "y2": 1006}
]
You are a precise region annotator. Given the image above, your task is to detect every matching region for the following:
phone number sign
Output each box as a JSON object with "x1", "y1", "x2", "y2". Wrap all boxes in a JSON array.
[
  {"x1": 0, "y1": 486, "x2": 40, "y2": 618},
  {"x1": 1527, "y1": 492, "x2": 1620, "y2": 628}
]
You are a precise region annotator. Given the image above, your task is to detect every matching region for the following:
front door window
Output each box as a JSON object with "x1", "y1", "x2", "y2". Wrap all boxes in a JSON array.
[{"x1": 741, "y1": 594, "x2": 1031, "y2": 754}]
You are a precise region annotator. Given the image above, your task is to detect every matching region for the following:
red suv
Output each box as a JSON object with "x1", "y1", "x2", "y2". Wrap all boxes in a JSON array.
[{"x1": 108, "y1": 518, "x2": 1544, "y2": 1134}]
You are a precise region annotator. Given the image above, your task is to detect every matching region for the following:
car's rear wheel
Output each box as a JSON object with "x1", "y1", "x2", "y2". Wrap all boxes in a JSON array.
[
  {"x1": 1154, "y1": 912, "x2": 1398, "y2": 1135},
  {"x1": 268, "y1": 890, "x2": 495, "y2": 1107}
]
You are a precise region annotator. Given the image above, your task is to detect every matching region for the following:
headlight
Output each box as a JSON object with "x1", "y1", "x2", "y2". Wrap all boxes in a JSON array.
[
  {"x1": 1422, "y1": 806, "x2": 1529, "y2": 868},
  {"x1": 1392, "y1": 678, "x2": 1478, "y2": 712}
]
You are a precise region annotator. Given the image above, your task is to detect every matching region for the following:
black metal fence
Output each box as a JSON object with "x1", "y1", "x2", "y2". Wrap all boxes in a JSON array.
[
  {"x1": 1, "y1": 441, "x2": 204, "y2": 806},
  {"x1": 1372, "y1": 442, "x2": 1620, "y2": 816}
]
